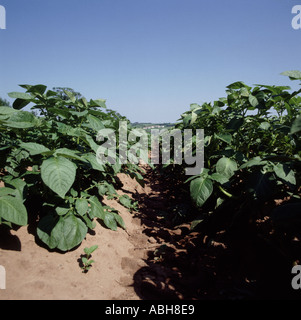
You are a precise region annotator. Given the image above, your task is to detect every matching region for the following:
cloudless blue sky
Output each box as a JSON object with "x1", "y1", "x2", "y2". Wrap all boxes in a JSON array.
[{"x1": 0, "y1": 0, "x2": 300, "y2": 122}]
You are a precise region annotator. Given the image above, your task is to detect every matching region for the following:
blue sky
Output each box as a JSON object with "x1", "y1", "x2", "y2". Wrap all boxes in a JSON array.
[{"x1": 0, "y1": 0, "x2": 300, "y2": 123}]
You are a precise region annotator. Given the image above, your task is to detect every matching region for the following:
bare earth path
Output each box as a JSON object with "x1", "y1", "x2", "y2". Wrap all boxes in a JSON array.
[{"x1": 0, "y1": 169, "x2": 158, "y2": 300}]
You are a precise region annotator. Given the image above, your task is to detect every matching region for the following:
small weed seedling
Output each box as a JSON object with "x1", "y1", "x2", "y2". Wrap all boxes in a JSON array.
[{"x1": 81, "y1": 245, "x2": 98, "y2": 273}]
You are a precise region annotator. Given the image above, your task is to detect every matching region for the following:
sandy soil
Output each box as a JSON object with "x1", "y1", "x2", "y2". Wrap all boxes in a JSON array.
[
  {"x1": 1, "y1": 164, "x2": 298, "y2": 300},
  {"x1": 0, "y1": 171, "x2": 154, "y2": 300}
]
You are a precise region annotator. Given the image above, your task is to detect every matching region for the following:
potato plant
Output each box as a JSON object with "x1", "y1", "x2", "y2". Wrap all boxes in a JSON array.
[
  {"x1": 0, "y1": 85, "x2": 143, "y2": 251},
  {"x1": 163, "y1": 71, "x2": 301, "y2": 263}
]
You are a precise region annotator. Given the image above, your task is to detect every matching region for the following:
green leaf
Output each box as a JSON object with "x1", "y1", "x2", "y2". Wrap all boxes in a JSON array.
[
  {"x1": 190, "y1": 176, "x2": 213, "y2": 208},
  {"x1": 119, "y1": 195, "x2": 133, "y2": 208},
  {"x1": 75, "y1": 198, "x2": 89, "y2": 216},
  {"x1": 12, "y1": 99, "x2": 31, "y2": 110},
  {"x1": 210, "y1": 173, "x2": 229, "y2": 184},
  {"x1": 190, "y1": 219, "x2": 203, "y2": 230},
  {"x1": 82, "y1": 153, "x2": 105, "y2": 172},
  {"x1": 259, "y1": 121, "x2": 270, "y2": 130},
  {"x1": 41, "y1": 156, "x2": 76, "y2": 198},
  {"x1": 273, "y1": 163, "x2": 296, "y2": 186},
  {"x1": 240, "y1": 157, "x2": 267, "y2": 169},
  {"x1": 103, "y1": 211, "x2": 117, "y2": 230},
  {"x1": 20, "y1": 142, "x2": 50, "y2": 156},
  {"x1": 0, "y1": 187, "x2": 17, "y2": 197},
  {"x1": 24, "y1": 84, "x2": 47, "y2": 96},
  {"x1": 249, "y1": 94, "x2": 259, "y2": 108},
  {"x1": 214, "y1": 133, "x2": 232, "y2": 144},
  {"x1": 55, "y1": 206, "x2": 70, "y2": 216},
  {"x1": 4, "y1": 111, "x2": 37, "y2": 128},
  {"x1": 226, "y1": 117, "x2": 244, "y2": 131},
  {"x1": 50, "y1": 215, "x2": 87, "y2": 251},
  {"x1": 54, "y1": 148, "x2": 83, "y2": 161},
  {"x1": 84, "y1": 245, "x2": 98, "y2": 256},
  {"x1": 112, "y1": 212, "x2": 126, "y2": 230},
  {"x1": 291, "y1": 115, "x2": 301, "y2": 135},
  {"x1": 88, "y1": 196, "x2": 105, "y2": 220},
  {"x1": 37, "y1": 215, "x2": 58, "y2": 249},
  {"x1": 216, "y1": 157, "x2": 238, "y2": 180},
  {"x1": 0, "y1": 107, "x2": 18, "y2": 115},
  {"x1": 82, "y1": 257, "x2": 88, "y2": 264},
  {"x1": 227, "y1": 81, "x2": 248, "y2": 90},
  {"x1": 8, "y1": 92, "x2": 33, "y2": 100},
  {"x1": 87, "y1": 114, "x2": 105, "y2": 132},
  {"x1": 281, "y1": 70, "x2": 301, "y2": 81},
  {"x1": 89, "y1": 99, "x2": 107, "y2": 108},
  {"x1": 0, "y1": 196, "x2": 28, "y2": 226},
  {"x1": 5, "y1": 178, "x2": 27, "y2": 201}
]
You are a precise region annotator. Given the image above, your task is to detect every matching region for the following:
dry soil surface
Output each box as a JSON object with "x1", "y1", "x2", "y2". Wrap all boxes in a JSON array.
[{"x1": 0, "y1": 170, "x2": 156, "y2": 300}]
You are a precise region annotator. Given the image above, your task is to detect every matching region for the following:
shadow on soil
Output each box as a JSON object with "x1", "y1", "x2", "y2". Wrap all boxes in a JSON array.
[{"x1": 128, "y1": 166, "x2": 301, "y2": 300}]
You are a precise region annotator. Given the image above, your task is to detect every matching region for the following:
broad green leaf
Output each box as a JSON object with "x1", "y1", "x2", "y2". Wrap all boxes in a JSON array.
[
  {"x1": 227, "y1": 81, "x2": 248, "y2": 90},
  {"x1": 291, "y1": 115, "x2": 301, "y2": 135},
  {"x1": 5, "y1": 178, "x2": 27, "y2": 201},
  {"x1": 84, "y1": 134, "x2": 99, "y2": 152},
  {"x1": 37, "y1": 215, "x2": 58, "y2": 249},
  {"x1": 0, "y1": 196, "x2": 27, "y2": 226},
  {"x1": 281, "y1": 70, "x2": 301, "y2": 81},
  {"x1": 190, "y1": 176, "x2": 213, "y2": 208},
  {"x1": 210, "y1": 173, "x2": 229, "y2": 184},
  {"x1": 8, "y1": 92, "x2": 32, "y2": 100},
  {"x1": 48, "y1": 107, "x2": 71, "y2": 119},
  {"x1": 87, "y1": 114, "x2": 105, "y2": 132},
  {"x1": 0, "y1": 107, "x2": 18, "y2": 115},
  {"x1": 119, "y1": 195, "x2": 133, "y2": 208},
  {"x1": 214, "y1": 133, "x2": 232, "y2": 144},
  {"x1": 249, "y1": 94, "x2": 259, "y2": 108},
  {"x1": 226, "y1": 117, "x2": 244, "y2": 131},
  {"x1": 112, "y1": 212, "x2": 126, "y2": 230},
  {"x1": 103, "y1": 211, "x2": 117, "y2": 230},
  {"x1": 259, "y1": 122, "x2": 270, "y2": 130},
  {"x1": 0, "y1": 187, "x2": 16, "y2": 197},
  {"x1": 88, "y1": 196, "x2": 105, "y2": 220},
  {"x1": 82, "y1": 153, "x2": 105, "y2": 172},
  {"x1": 4, "y1": 111, "x2": 37, "y2": 128},
  {"x1": 50, "y1": 215, "x2": 87, "y2": 251},
  {"x1": 75, "y1": 198, "x2": 89, "y2": 216},
  {"x1": 240, "y1": 157, "x2": 267, "y2": 169},
  {"x1": 273, "y1": 163, "x2": 296, "y2": 186},
  {"x1": 69, "y1": 110, "x2": 88, "y2": 117},
  {"x1": 54, "y1": 148, "x2": 83, "y2": 161},
  {"x1": 41, "y1": 156, "x2": 76, "y2": 198},
  {"x1": 12, "y1": 98, "x2": 31, "y2": 110},
  {"x1": 89, "y1": 99, "x2": 107, "y2": 108},
  {"x1": 64, "y1": 90, "x2": 76, "y2": 103},
  {"x1": 55, "y1": 206, "x2": 70, "y2": 216},
  {"x1": 26, "y1": 84, "x2": 47, "y2": 95},
  {"x1": 216, "y1": 157, "x2": 237, "y2": 179},
  {"x1": 20, "y1": 142, "x2": 50, "y2": 156}
]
